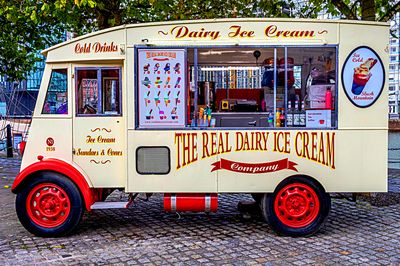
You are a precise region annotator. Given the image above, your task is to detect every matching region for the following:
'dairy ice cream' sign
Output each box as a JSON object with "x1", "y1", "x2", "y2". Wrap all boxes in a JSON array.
[
  {"x1": 342, "y1": 46, "x2": 385, "y2": 108},
  {"x1": 158, "y1": 24, "x2": 329, "y2": 41}
]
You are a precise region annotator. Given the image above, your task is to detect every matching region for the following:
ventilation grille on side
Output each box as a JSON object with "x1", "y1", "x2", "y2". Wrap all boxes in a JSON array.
[{"x1": 136, "y1": 147, "x2": 170, "y2": 174}]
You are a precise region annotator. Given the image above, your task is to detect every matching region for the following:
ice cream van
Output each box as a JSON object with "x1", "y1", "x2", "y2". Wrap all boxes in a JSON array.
[{"x1": 11, "y1": 18, "x2": 389, "y2": 237}]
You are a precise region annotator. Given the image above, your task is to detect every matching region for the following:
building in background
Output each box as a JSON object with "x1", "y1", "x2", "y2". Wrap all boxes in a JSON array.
[
  {"x1": 0, "y1": 60, "x2": 43, "y2": 151},
  {"x1": 0, "y1": 31, "x2": 72, "y2": 118},
  {"x1": 0, "y1": 33, "x2": 70, "y2": 152},
  {"x1": 0, "y1": 59, "x2": 44, "y2": 117},
  {"x1": 388, "y1": 12, "x2": 400, "y2": 117}
]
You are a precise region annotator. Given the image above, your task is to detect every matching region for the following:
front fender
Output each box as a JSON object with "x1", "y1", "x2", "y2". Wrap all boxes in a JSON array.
[{"x1": 12, "y1": 158, "x2": 95, "y2": 211}]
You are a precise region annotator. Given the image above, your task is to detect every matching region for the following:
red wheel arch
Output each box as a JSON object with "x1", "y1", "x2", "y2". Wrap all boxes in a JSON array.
[{"x1": 12, "y1": 158, "x2": 95, "y2": 211}]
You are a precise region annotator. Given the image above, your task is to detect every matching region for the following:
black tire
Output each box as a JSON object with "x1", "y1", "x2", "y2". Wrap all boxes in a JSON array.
[
  {"x1": 15, "y1": 172, "x2": 84, "y2": 237},
  {"x1": 261, "y1": 176, "x2": 331, "y2": 237},
  {"x1": 251, "y1": 193, "x2": 263, "y2": 204}
]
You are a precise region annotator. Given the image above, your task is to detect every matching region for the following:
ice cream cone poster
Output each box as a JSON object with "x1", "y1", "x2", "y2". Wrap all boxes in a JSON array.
[
  {"x1": 342, "y1": 46, "x2": 384, "y2": 108},
  {"x1": 138, "y1": 49, "x2": 186, "y2": 127}
]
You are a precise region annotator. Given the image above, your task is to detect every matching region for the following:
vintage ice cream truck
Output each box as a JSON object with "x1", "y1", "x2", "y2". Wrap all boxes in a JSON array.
[{"x1": 11, "y1": 18, "x2": 389, "y2": 237}]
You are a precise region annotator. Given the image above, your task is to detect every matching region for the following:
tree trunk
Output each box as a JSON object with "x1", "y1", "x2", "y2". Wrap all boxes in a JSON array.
[
  {"x1": 114, "y1": 11, "x2": 122, "y2": 26},
  {"x1": 96, "y1": 10, "x2": 109, "y2": 30},
  {"x1": 360, "y1": 0, "x2": 376, "y2": 21},
  {"x1": 96, "y1": 0, "x2": 122, "y2": 30},
  {"x1": 330, "y1": 0, "x2": 357, "y2": 20}
]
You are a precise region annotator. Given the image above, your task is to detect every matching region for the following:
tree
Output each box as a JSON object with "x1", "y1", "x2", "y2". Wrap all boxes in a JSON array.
[
  {"x1": 254, "y1": 0, "x2": 400, "y2": 37},
  {"x1": 59, "y1": 0, "x2": 256, "y2": 30},
  {"x1": 327, "y1": 0, "x2": 400, "y2": 22},
  {"x1": 259, "y1": 0, "x2": 400, "y2": 22},
  {"x1": 0, "y1": 1, "x2": 66, "y2": 81},
  {"x1": 0, "y1": 0, "x2": 254, "y2": 81},
  {"x1": 1, "y1": 0, "x2": 399, "y2": 81}
]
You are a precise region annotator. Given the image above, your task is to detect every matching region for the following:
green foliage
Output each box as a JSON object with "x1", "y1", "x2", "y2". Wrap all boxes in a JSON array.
[
  {"x1": 0, "y1": 0, "x2": 399, "y2": 82},
  {"x1": 0, "y1": 0, "x2": 66, "y2": 81},
  {"x1": 304, "y1": 0, "x2": 400, "y2": 21}
]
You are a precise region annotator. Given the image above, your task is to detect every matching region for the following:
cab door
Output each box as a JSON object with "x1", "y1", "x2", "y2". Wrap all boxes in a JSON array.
[{"x1": 72, "y1": 66, "x2": 126, "y2": 187}]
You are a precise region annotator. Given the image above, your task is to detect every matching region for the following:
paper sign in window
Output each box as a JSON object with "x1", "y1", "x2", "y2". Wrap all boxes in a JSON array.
[{"x1": 138, "y1": 49, "x2": 186, "y2": 128}]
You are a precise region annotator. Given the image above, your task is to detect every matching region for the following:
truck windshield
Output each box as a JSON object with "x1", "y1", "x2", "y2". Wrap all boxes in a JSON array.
[{"x1": 42, "y1": 69, "x2": 68, "y2": 115}]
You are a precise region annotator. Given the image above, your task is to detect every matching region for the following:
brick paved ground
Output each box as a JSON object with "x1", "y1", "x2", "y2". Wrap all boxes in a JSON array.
[
  {"x1": 388, "y1": 169, "x2": 400, "y2": 193},
  {"x1": 0, "y1": 157, "x2": 399, "y2": 265}
]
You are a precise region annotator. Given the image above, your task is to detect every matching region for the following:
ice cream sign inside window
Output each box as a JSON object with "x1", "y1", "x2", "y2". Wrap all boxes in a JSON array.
[{"x1": 342, "y1": 46, "x2": 385, "y2": 108}]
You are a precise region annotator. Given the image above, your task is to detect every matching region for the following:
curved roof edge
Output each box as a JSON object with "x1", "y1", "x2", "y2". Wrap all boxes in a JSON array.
[{"x1": 41, "y1": 18, "x2": 389, "y2": 56}]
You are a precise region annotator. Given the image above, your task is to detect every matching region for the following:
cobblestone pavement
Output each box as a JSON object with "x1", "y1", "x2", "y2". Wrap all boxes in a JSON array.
[
  {"x1": 0, "y1": 158, "x2": 400, "y2": 265},
  {"x1": 388, "y1": 169, "x2": 400, "y2": 193}
]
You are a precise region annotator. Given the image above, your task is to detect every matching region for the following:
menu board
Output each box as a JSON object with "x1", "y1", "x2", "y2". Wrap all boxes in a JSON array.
[
  {"x1": 342, "y1": 46, "x2": 384, "y2": 108},
  {"x1": 138, "y1": 49, "x2": 186, "y2": 128}
]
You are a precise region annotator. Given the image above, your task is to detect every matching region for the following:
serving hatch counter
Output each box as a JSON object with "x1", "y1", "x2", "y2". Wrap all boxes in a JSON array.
[{"x1": 211, "y1": 112, "x2": 269, "y2": 127}]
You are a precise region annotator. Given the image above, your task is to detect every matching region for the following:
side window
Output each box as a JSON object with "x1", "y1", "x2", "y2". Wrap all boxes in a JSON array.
[
  {"x1": 288, "y1": 47, "x2": 337, "y2": 128},
  {"x1": 101, "y1": 69, "x2": 120, "y2": 114},
  {"x1": 76, "y1": 69, "x2": 99, "y2": 114},
  {"x1": 76, "y1": 68, "x2": 121, "y2": 115},
  {"x1": 189, "y1": 47, "x2": 337, "y2": 128},
  {"x1": 135, "y1": 47, "x2": 337, "y2": 129},
  {"x1": 42, "y1": 69, "x2": 68, "y2": 114}
]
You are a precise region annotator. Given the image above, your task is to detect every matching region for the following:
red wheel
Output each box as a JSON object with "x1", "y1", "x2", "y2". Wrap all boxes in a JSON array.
[
  {"x1": 26, "y1": 183, "x2": 71, "y2": 228},
  {"x1": 261, "y1": 176, "x2": 331, "y2": 237},
  {"x1": 16, "y1": 172, "x2": 84, "y2": 237},
  {"x1": 273, "y1": 183, "x2": 320, "y2": 228}
]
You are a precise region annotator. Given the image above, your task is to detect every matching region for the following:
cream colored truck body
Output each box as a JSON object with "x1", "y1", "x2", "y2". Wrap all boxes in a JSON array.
[{"x1": 21, "y1": 19, "x2": 389, "y2": 194}]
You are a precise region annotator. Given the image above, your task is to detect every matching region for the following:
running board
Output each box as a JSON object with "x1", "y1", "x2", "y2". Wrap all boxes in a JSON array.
[{"x1": 90, "y1": 201, "x2": 130, "y2": 209}]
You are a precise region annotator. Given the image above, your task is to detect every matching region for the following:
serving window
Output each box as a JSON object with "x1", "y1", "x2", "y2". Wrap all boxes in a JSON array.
[{"x1": 136, "y1": 46, "x2": 337, "y2": 129}]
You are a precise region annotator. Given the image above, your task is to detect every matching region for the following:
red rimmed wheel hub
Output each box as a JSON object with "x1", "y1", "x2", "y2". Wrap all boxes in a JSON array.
[
  {"x1": 26, "y1": 183, "x2": 71, "y2": 228},
  {"x1": 274, "y1": 182, "x2": 320, "y2": 228}
]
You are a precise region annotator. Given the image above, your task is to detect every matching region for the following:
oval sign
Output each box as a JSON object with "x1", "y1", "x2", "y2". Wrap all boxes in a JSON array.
[{"x1": 342, "y1": 46, "x2": 385, "y2": 108}]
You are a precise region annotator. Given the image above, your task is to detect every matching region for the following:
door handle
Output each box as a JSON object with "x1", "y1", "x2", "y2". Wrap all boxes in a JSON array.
[{"x1": 248, "y1": 121, "x2": 257, "y2": 126}]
